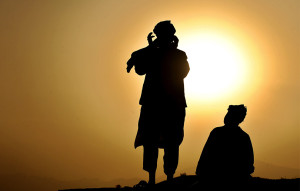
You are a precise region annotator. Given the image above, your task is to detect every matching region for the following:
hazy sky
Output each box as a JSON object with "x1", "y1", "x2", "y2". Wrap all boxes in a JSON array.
[{"x1": 0, "y1": 0, "x2": 299, "y2": 188}]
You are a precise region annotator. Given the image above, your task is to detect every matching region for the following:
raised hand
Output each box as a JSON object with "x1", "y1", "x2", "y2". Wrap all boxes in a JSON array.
[
  {"x1": 127, "y1": 64, "x2": 133, "y2": 73},
  {"x1": 147, "y1": 32, "x2": 155, "y2": 45}
]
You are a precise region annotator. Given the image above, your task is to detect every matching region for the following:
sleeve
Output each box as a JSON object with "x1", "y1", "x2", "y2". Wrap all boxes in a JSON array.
[
  {"x1": 196, "y1": 130, "x2": 216, "y2": 177},
  {"x1": 247, "y1": 136, "x2": 255, "y2": 174},
  {"x1": 182, "y1": 52, "x2": 190, "y2": 78},
  {"x1": 127, "y1": 47, "x2": 154, "y2": 75}
]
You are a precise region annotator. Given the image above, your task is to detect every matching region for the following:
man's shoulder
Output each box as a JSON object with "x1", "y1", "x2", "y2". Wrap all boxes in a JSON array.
[
  {"x1": 175, "y1": 48, "x2": 186, "y2": 53},
  {"x1": 132, "y1": 47, "x2": 150, "y2": 55},
  {"x1": 239, "y1": 128, "x2": 250, "y2": 138},
  {"x1": 170, "y1": 49, "x2": 187, "y2": 59},
  {"x1": 210, "y1": 126, "x2": 225, "y2": 134},
  {"x1": 175, "y1": 48, "x2": 187, "y2": 55},
  {"x1": 213, "y1": 126, "x2": 225, "y2": 131}
]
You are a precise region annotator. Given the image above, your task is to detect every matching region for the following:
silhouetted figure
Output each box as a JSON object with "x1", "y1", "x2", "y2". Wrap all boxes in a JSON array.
[
  {"x1": 195, "y1": 105, "x2": 254, "y2": 190},
  {"x1": 127, "y1": 21, "x2": 190, "y2": 185}
]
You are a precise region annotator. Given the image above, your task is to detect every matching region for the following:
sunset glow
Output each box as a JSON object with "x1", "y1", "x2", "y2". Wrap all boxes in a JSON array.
[
  {"x1": 181, "y1": 32, "x2": 249, "y2": 102},
  {"x1": 0, "y1": 1, "x2": 299, "y2": 190}
]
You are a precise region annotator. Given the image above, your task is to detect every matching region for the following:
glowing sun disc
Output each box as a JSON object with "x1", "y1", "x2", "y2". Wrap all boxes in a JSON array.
[{"x1": 180, "y1": 32, "x2": 248, "y2": 102}]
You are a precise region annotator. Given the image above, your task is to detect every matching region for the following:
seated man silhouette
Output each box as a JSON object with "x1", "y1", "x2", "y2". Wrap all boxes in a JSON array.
[
  {"x1": 196, "y1": 105, "x2": 254, "y2": 189},
  {"x1": 127, "y1": 21, "x2": 189, "y2": 185}
]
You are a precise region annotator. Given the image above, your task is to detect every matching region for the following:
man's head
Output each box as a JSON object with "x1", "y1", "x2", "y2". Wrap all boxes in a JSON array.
[
  {"x1": 153, "y1": 20, "x2": 176, "y2": 44},
  {"x1": 224, "y1": 104, "x2": 247, "y2": 126}
]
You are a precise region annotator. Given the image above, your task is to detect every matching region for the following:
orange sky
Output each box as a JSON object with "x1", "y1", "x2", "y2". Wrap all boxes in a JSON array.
[{"x1": 0, "y1": 0, "x2": 299, "y2": 189}]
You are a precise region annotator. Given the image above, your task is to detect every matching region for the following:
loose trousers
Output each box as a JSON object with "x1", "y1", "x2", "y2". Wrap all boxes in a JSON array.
[{"x1": 143, "y1": 145, "x2": 179, "y2": 176}]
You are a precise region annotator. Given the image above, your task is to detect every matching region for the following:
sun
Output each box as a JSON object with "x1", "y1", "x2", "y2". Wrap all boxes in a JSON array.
[{"x1": 180, "y1": 32, "x2": 249, "y2": 103}]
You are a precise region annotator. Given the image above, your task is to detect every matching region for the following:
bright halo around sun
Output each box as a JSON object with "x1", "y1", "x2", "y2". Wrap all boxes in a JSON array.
[{"x1": 180, "y1": 32, "x2": 249, "y2": 103}]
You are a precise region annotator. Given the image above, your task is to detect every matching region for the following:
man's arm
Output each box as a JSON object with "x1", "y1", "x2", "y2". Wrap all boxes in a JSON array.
[
  {"x1": 126, "y1": 54, "x2": 135, "y2": 73},
  {"x1": 126, "y1": 48, "x2": 149, "y2": 75},
  {"x1": 247, "y1": 136, "x2": 255, "y2": 174},
  {"x1": 126, "y1": 33, "x2": 155, "y2": 75},
  {"x1": 180, "y1": 52, "x2": 190, "y2": 78},
  {"x1": 196, "y1": 130, "x2": 216, "y2": 176}
]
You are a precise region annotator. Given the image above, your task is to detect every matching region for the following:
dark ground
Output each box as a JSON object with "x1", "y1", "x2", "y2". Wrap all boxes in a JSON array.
[{"x1": 59, "y1": 175, "x2": 300, "y2": 191}]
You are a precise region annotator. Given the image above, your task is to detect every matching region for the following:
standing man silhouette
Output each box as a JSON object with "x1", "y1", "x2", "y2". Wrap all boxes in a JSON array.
[{"x1": 127, "y1": 21, "x2": 190, "y2": 185}]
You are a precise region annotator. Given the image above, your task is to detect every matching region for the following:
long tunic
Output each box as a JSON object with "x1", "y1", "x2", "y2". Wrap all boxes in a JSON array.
[{"x1": 127, "y1": 45, "x2": 190, "y2": 148}]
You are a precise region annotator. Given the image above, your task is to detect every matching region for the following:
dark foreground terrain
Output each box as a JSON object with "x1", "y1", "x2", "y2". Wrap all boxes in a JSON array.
[{"x1": 59, "y1": 175, "x2": 300, "y2": 191}]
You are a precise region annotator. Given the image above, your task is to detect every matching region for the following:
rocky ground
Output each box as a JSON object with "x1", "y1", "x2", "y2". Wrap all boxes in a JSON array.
[{"x1": 59, "y1": 175, "x2": 300, "y2": 191}]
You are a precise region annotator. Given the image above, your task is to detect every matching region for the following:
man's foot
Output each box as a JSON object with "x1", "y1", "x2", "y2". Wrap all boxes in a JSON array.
[
  {"x1": 167, "y1": 174, "x2": 174, "y2": 181},
  {"x1": 148, "y1": 179, "x2": 155, "y2": 185},
  {"x1": 148, "y1": 172, "x2": 156, "y2": 185},
  {"x1": 133, "y1": 180, "x2": 148, "y2": 189}
]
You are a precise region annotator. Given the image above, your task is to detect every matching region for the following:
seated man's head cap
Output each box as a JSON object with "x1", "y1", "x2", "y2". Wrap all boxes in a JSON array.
[{"x1": 227, "y1": 104, "x2": 247, "y2": 124}]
